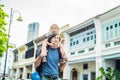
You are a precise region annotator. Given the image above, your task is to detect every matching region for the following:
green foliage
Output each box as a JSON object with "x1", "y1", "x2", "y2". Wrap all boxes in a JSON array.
[
  {"x1": 0, "y1": 4, "x2": 8, "y2": 57},
  {"x1": 97, "y1": 67, "x2": 120, "y2": 80}
]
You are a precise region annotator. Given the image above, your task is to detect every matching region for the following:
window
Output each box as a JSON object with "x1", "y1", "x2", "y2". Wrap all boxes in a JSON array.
[
  {"x1": 110, "y1": 25, "x2": 113, "y2": 29},
  {"x1": 71, "y1": 52, "x2": 75, "y2": 55},
  {"x1": 69, "y1": 24, "x2": 95, "y2": 37},
  {"x1": 73, "y1": 41, "x2": 75, "y2": 45},
  {"x1": 25, "y1": 48, "x2": 34, "y2": 58},
  {"x1": 110, "y1": 30, "x2": 113, "y2": 38},
  {"x1": 76, "y1": 40, "x2": 79, "y2": 44},
  {"x1": 91, "y1": 35, "x2": 93, "y2": 40},
  {"x1": 104, "y1": 19, "x2": 120, "y2": 41},
  {"x1": 70, "y1": 39, "x2": 73, "y2": 41},
  {"x1": 114, "y1": 41, "x2": 120, "y2": 46},
  {"x1": 83, "y1": 38, "x2": 86, "y2": 42},
  {"x1": 87, "y1": 37, "x2": 89, "y2": 41},
  {"x1": 91, "y1": 31, "x2": 93, "y2": 34},
  {"x1": 83, "y1": 74, "x2": 88, "y2": 80},
  {"x1": 27, "y1": 73, "x2": 31, "y2": 79},
  {"x1": 106, "y1": 27, "x2": 109, "y2": 30},
  {"x1": 115, "y1": 23, "x2": 118, "y2": 28},
  {"x1": 72, "y1": 69, "x2": 77, "y2": 80},
  {"x1": 14, "y1": 53, "x2": 18, "y2": 62},
  {"x1": 89, "y1": 47, "x2": 94, "y2": 51},
  {"x1": 105, "y1": 43, "x2": 110, "y2": 48},
  {"x1": 106, "y1": 32, "x2": 109, "y2": 40},
  {"x1": 114, "y1": 28, "x2": 118, "y2": 37},
  {"x1": 87, "y1": 32, "x2": 90, "y2": 35},
  {"x1": 70, "y1": 42, "x2": 72, "y2": 46},
  {"x1": 94, "y1": 34, "x2": 96, "y2": 39},
  {"x1": 91, "y1": 72, "x2": 96, "y2": 80},
  {"x1": 78, "y1": 50, "x2": 85, "y2": 54},
  {"x1": 83, "y1": 64, "x2": 88, "y2": 70},
  {"x1": 94, "y1": 40, "x2": 96, "y2": 44}
]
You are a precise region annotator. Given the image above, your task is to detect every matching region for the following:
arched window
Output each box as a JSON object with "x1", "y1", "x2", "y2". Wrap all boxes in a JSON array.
[{"x1": 72, "y1": 68, "x2": 78, "y2": 80}]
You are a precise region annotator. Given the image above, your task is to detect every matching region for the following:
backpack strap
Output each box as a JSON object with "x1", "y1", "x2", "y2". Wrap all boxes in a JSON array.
[{"x1": 58, "y1": 47, "x2": 63, "y2": 60}]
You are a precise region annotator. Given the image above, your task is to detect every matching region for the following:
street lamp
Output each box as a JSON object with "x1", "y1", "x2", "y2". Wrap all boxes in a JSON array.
[{"x1": 2, "y1": 8, "x2": 23, "y2": 80}]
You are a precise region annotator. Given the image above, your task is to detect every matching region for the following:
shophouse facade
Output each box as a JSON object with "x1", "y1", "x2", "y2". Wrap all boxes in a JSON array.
[
  {"x1": 63, "y1": 5, "x2": 120, "y2": 80},
  {"x1": 13, "y1": 34, "x2": 46, "y2": 79}
]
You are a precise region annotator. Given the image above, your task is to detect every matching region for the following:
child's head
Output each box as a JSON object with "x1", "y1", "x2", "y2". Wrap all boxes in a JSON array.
[{"x1": 50, "y1": 24, "x2": 59, "y2": 34}]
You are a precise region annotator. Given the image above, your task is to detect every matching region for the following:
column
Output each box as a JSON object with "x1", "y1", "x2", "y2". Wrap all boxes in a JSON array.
[
  {"x1": 94, "y1": 18, "x2": 103, "y2": 78},
  {"x1": 63, "y1": 63, "x2": 70, "y2": 80},
  {"x1": 22, "y1": 66, "x2": 27, "y2": 79},
  {"x1": 16, "y1": 68, "x2": 20, "y2": 79},
  {"x1": 32, "y1": 63, "x2": 35, "y2": 72}
]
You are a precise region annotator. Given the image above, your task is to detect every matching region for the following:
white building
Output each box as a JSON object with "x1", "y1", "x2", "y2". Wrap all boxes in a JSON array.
[{"x1": 63, "y1": 5, "x2": 120, "y2": 80}]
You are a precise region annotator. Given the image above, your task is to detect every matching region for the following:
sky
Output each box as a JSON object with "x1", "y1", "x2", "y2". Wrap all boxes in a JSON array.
[{"x1": 1, "y1": 0, "x2": 120, "y2": 47}]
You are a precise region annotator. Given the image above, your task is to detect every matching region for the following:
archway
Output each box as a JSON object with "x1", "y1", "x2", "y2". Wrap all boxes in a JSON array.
[{"x1": 71, "y1": 68, "x2": 78, "y2": 80}]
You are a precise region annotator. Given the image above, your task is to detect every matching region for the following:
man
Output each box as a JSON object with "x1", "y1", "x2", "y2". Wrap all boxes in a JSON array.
[{"x1": 35, "y1": 34, "x2": 67, "y2": 80}]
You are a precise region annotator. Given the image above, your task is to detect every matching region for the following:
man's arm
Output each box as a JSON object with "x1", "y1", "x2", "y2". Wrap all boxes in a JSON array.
[
  {"x1": 59, "y1": 44, "x2": 68, "y2": 71},
  {"x1": 59, "y1": 44, "x2": 68, "y2": 61},
  {"x1": 59, "y1": 57, "x2": 67, "y2": 71},
  {"x1": 34, "y1": 54, "x2": 42, "y2": 68}
]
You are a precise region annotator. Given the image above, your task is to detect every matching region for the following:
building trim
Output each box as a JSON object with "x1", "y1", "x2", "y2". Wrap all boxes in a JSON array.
[
  {"x1": 68, "y1": 57, "x2": 96, "y2": 65},
  {"x1": 103, "y1": 52, "x2": 120, "y2": 59}
]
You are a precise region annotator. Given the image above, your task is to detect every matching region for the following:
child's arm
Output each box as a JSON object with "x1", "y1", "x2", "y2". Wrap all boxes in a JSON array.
[
  {"x1": 35, "y1": 48, "x2": 47, "y2": 68},
  {"x1": 41, "y1": 38, "x2": 48, "y2": 53},
  {"x1": 41, "y1": 38, "x2": 49, "y2": 62},
  {"x1": 35, "y1": 40, "x2": 48, "y2": 68}
]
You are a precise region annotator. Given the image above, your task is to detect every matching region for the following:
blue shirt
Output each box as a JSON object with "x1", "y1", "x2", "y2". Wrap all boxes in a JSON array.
[{"x1": 39, "y1": 46, "x2": 61, "y2": 77}]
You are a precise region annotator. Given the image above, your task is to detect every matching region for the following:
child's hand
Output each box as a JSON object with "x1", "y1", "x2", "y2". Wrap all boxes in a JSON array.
[
  {"x1": 47, "y1": 42, "x2": 60, "y2": 48},
  {"x1": 46, "y1": 42, "x2": 53, "y2": 46}
]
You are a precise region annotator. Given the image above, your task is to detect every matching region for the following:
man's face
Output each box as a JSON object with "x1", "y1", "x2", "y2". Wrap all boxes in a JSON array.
[{"x1": 51, "y1": 35, "x2": 60, "y2": 45}]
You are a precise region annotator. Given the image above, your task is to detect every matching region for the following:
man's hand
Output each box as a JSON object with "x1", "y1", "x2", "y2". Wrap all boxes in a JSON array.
[{"x1": 60, "y1": 58, "x2": 67, "y2": 64}]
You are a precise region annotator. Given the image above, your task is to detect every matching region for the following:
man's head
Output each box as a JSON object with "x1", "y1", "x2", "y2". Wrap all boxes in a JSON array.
[
  {"x1": 48, "y1": 33, "x2": 60, "y2": 48},
  {"x1": 48, "y1": 33, "x2": 60, "y2": 43},
  {"x1": 50, "y1": 24, "x2": 59, "y2": 34}
]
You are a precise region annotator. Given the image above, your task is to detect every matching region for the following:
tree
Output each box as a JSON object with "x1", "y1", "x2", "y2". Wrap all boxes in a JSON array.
[
  {"x1": 97, "y1": 67, "x2": 120, "y2": 80},
  {"x1": 0, "y1": 4, "x2": 8, "y2": 57}
]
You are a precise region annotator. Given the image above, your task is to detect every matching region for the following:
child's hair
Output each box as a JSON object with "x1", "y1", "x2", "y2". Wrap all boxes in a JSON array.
[
  {"x1": 48, "y1": 33, "x2": 60, "y2": 43},
  {"x1": 50, "y1": 24, "x2": 59, "y2": 30}
]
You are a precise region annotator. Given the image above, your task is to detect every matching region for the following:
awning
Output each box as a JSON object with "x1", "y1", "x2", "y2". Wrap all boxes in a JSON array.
[{"x1": 68, "y1": 57, "x2": 96, "y2": 65}]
